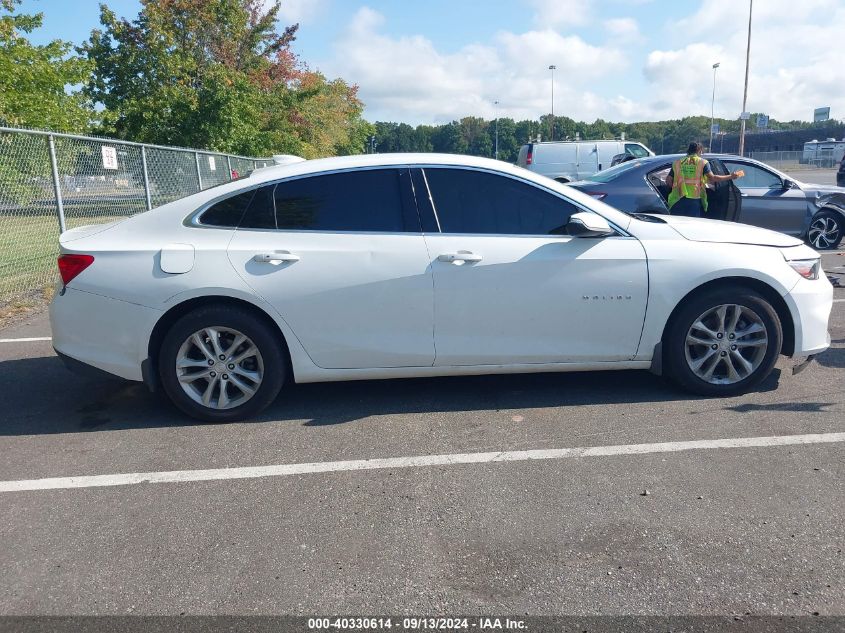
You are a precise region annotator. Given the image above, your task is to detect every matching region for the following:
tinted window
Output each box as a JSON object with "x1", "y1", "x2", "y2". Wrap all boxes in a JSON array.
[
  {"x1": 424, "y1": 168, "x2": 578, "y2": 235},
  {"x1": 625, "y1": 143, "x2": 650, "y2": 158},
  {"x1": 199, "y1": 190, "x2": 255, "y2": 227},
  {"x1": 722, "y1": 161, "x2": 782, "y2": 190},
  {"x1": 274, "y1": 169, "x2": 408, "y2": 232},
  {"x1": 240, "y1": 185, "x2": 276, "y2": 229}
]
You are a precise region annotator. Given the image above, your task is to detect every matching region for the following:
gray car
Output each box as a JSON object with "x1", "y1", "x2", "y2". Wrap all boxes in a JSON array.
[{"x1": 567, "y1": 154, "x2": 845, "y2": 249}]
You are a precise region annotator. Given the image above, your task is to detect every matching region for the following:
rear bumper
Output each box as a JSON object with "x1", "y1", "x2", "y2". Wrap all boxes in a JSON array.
[
  {"x1": 49, "y1": 287, "x2": 162, "y2": 382},
  {"x1": 784, "y1": 275, "x2": 833, "y2": 356}
]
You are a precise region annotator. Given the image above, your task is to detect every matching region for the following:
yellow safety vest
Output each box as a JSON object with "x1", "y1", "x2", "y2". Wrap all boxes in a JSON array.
[{"x1": 668, "y1": 155, "x2": 709, "y2": 212}]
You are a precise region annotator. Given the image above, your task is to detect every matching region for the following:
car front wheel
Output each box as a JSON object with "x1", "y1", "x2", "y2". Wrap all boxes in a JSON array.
[
  {"x1": 158, "y1": 306, "x2": 286, "y2": 422},
  {"x1": 663, "y1": 287, "x2": 783, "y2": 396},
  {"x1": 807, "y1": 210, "x2": 843, "y2": 250}
]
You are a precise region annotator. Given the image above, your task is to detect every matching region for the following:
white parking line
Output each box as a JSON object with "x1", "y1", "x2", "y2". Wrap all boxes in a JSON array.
[
  {"x1": 0, "y1": 337, "x2": 52, "y2": 343},
  {"x1": 1, "y1": 432, "x2": 843, "y2": 493}
]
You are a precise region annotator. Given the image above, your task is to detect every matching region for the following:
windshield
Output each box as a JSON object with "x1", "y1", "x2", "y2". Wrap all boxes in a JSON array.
[{"x1": 586, "y1": 160, "x2": 644, "y2": 183}]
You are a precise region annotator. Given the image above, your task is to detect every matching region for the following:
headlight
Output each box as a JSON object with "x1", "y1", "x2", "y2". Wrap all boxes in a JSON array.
[{"x1": 787, "y1": 258, "x2": 820, "y2": 280}]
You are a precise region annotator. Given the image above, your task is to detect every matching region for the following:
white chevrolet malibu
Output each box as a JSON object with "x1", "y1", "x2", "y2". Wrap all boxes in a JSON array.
[{"x1": 50, "y1": 154, "x2": 833, "y2": 422}]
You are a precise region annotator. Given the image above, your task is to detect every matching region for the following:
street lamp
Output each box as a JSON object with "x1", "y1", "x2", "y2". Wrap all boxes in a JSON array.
[
  {"x1": 738, "y1": 0, "x2": 753, "y2": 157},
  {"x1": 548, "y1": 64, "x2": 556, "y2": 141},
  {"x1": 494, "y1": 100, "x2": 499, "y2": 160},
  {"x1": 709, "y1": 62, "x2": 720, "y2": 151}
]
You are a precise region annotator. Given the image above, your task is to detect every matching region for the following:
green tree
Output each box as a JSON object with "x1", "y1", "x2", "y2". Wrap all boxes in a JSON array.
[
  {"x1": 0, "y1": 0, "x2": 92, "y2": 130},
  {"x1": 489, "y1": 117, "x2": 518, "y2": 162},
  {"x1": 431, "y1": 122, "x2": 468, "y2": 154},
  {"x1": 80, "y1": 0, "x2": 365, "y2": 157}
]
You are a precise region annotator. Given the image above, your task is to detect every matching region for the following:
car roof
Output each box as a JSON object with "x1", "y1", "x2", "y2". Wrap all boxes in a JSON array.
[
  {"x1": 643, "y1": 153, "x2": 747, "y2": 162},
  {"x1": 246, "y1": 153, "x2": 519, "y2": 185}
]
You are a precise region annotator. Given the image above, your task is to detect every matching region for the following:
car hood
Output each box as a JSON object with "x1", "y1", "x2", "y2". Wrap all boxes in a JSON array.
[
  {"x1": 657, "y1": 215, "x2": 803, "y2": 247},
  {"x1": 799, "y1": 183, "x2": 845, "y2": 194}
]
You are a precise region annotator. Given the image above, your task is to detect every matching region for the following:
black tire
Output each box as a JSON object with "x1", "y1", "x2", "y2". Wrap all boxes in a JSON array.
[
  {"x1": 158, "y1": 305, "x2": 286, "y2": 422},
  {"x1": 663, "y1": 286, "x2": 782, "y2": 397},
  {"x1": 807, "y1": 210, "x2": 843, "y2": 250}
]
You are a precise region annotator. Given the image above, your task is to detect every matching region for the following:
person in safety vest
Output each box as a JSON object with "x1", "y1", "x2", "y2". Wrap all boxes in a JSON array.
[{"x1": 665, "y1": 142, "x2": 743, "y2": 217}]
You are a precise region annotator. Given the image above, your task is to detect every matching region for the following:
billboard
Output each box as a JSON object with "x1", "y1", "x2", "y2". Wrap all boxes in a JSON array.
[{"x1": 814, "y1": 107, "x2": 830, "y2": 122}]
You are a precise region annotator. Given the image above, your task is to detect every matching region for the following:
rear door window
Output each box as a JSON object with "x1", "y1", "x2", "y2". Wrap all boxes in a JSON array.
[
  {"x1": 239, "y1": 185, "x2": 276, "y2": 229},
  {"x1": 199, "y1": 190, "x2": 256, "y2": 227},
  {"x1": 423, "y1": 168, "x2": 578, "y2": 235},
  {"x1": 272, "y1": 169, "x2": 416, "y2": 232},
  {"x1": 647, "y1": 164, "x2": 672, "y2": 201}
]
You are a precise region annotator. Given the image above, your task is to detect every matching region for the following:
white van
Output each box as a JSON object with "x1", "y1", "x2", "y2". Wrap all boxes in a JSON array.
[{"x1": 516, "y1": 140, "x2": 654, "y2": 182}]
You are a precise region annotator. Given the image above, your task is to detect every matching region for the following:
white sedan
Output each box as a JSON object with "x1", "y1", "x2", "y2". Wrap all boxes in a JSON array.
[{"x1": 50, "y1": 154, "x2": 833, "y2": 422}]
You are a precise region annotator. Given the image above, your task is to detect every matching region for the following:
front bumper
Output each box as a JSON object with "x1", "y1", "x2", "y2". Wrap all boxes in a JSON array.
[
  {"x1": 49, "y1": 287, "x2": 162, "y2": 382},
  {"x1": 784, "y1": 274, "x2": 833, "y2": 356}
]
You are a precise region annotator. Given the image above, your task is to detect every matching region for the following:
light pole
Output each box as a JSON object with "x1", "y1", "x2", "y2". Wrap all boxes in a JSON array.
[
  {"x1": 738, "y1": 0, "x2": 753, "y2": 157},
  {"x1": 548, "y1": 64, "x2": 556, "y2": 141},
  {"x1": 709, "y1": 62, "x2": 720, "y2": 151},
  {"x1": 494, "y1": 100, "x2": 499, "y2": 160}
]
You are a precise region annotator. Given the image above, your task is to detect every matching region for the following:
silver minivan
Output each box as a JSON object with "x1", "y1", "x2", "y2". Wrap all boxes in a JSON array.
[{"x1": 517, "y1": 140, "x2": 654, "y2": 182}]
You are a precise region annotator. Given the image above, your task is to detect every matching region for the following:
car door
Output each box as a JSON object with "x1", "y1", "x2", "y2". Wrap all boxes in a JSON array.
[
  {"x1": 417, "y1": 167, "x2": 649, "y2": 366},
  {"x1": 721, "y1": 160, "x2": 807, "y2": 235},
  {"x1": 226, "y1": 168, "x2": 435, "y2": 369}
]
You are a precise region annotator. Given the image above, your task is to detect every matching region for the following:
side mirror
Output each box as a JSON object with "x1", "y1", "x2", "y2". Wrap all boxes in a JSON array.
[
  {"x1": 782, "y1": 179, "x2": 797, "y2": 189},
  {"x1": 567, "y1": 212, "x2": 615, "y2": 238}
]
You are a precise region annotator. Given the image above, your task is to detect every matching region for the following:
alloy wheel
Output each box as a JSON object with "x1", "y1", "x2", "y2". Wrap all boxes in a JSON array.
[
  {"x1": 684, "y1": 304, "x2": 769, "y2": 385},
  {"x1": 808, "y1": 216, "x2": 840, "y2": 249},
  {"x1": 175, "y1": 326, "x2": 264, "y2": 410}
]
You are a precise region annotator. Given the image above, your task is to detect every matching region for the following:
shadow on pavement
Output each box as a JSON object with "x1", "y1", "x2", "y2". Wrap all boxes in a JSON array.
[
  {"x1": 814, "y1": 342, "x2": 845, "y2": 369},
  {"x1": 726, "y1": 401, "x2": 835, "y2": 414},
  {"x1": 0, "y1": 353, "x2": 784, "y2": 436}
]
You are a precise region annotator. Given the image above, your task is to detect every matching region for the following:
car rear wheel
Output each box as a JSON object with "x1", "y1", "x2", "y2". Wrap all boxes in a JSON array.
[
  {"x1": 807, "y1": 210, "x2": 843, "y2": 250},
  {"x1": 158, "y1": 306, "x2": 286, "y2": 422},
  {"x1": 663, "y1": 287, "x2": 782, "y2": 396}
]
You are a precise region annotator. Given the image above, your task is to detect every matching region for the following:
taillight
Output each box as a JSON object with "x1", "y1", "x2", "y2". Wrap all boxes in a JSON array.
[
  {"x1": 58, "y1": 254, "x2": 94, "y2": 285},
  {"x1": 587, "y1": 192, "x2": 608, "y2": 201},
  {"x1": 525, "y1": 145, "x2": 533, "y2": 165}
]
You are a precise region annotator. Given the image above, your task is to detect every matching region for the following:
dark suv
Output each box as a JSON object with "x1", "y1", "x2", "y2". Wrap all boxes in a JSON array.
[{"x1": 838, "y1": 152, "x2": 845, "y2": 187}]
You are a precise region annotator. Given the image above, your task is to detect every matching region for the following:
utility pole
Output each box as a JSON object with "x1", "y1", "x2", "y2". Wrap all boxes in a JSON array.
[
  {"x1": 494, "y1": 100, "x2": 499, "y2": 160},
  {"x1": 738, "y1": 0, "x2": 753, "y2": 157},
  {"x1": 709, "y1": 62, "x2": 720, "y2": 151},
  {"x1": 548, "y1": 65, "x2": 556, "y2": 142}
]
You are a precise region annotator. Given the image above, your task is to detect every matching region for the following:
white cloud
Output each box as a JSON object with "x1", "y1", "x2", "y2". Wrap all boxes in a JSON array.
[
  {"x1": 326, "y1": 7, "x2": 628, "y2": 124},
  {"x1": 524, "y1": 0, "x2": 594, "y2": 28},
  {"x1": 317, "y1": 1, "x2": 845, "y2": 126},
  {"x1": 603, "y1": 17, "x2": 641, "y2": 42},
  {"x1": 648, "y1": 0, "x2": 845, "y2": 122},
  {"x1": 275, "y1": 0, "x2": 329, "y2": 24}
]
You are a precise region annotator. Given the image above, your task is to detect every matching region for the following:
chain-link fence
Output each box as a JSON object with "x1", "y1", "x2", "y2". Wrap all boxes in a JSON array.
[
  {"x1": 750, "y1": 150, "x2": 843, "y2": 171},
  {"x1": 0, "y1": 126, "x2": 274, "y2": 308}
]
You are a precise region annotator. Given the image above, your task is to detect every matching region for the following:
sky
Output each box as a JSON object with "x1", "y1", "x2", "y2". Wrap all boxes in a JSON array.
[{"x1": 18, "y1": 0, "x2": 845, "y2": 126}]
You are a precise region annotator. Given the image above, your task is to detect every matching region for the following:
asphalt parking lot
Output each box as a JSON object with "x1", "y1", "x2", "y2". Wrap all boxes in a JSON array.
[{"x1": 1, "y1": 251, "x2": 844, "y2": 618}]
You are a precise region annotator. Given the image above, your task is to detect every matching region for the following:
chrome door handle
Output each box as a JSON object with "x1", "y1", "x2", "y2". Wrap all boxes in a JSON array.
[
  {"x1": 253, "y1": 251, "x2": 300, "y2": 264},
  {"x1": 438, "y1": 251, "x2": 482, "y2": 264}
]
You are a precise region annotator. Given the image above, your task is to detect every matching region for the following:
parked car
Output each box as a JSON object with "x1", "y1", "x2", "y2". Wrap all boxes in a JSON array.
[
  {"x1": 567, "y1": 154, "x2": 845, "y2": 250},
  {"x1": 51, "y1": 154, "x2": 832, "y2": 422},
  {"x1": 837, "y1": 152, "x2": 845, "y2": 187},
  {"x1": 516, "y1": 140, "x2": 653, "y2": 183}
]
